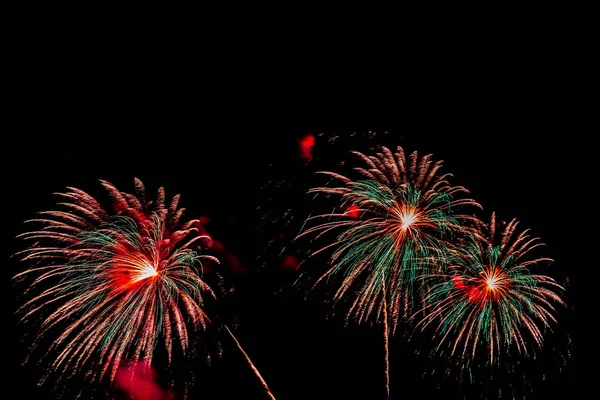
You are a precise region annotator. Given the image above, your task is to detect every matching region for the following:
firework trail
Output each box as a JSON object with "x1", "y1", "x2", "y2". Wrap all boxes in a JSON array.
[
  {"x1": 298, "y1": 146, "x2": 479, "y2": 397},
  {"x1": 224, "y1": 326, "x2": 276, "y2": 400},
  {"x1": 14, "y1": 179, "x2": 276, "y2": 399},
  {"x1": 415, "y1": 212, "x2": 565, "y2": 370}
]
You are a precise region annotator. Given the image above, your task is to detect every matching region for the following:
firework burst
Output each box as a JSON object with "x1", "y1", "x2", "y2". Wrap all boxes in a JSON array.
[
  {"x1": 14, "y1": 179, "x2": 219, "y2": 396},
  {"x1": 298, "y1": 145, "x2": 480, "y2": 397},
  {"x1": 415, "y1": 212, "x2": 565, "y2": 367},
  {"x1": 300, "y1": 146, "x2": 479, "y2": 328}
]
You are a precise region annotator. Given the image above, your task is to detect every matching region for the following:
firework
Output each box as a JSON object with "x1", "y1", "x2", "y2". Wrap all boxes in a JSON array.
[
  {"x1": 300, "y1": 146, "x2": 479, "y2": 328},
  {"x1": 14, "y1": 179, "x2": 219, "y2": 395},
  {"x1": 299, "y1": 146, "x2": 479, "y2": 397},
  {"x1": 415, "y1": 212, "x2": 564, "y2": 367}
]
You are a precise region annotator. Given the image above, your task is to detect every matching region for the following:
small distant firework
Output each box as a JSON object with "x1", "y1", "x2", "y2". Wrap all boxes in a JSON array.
[
  {"x1": 14, "y1": 179, "x2": 218, "y2": 395},
  {"x1": 416, "y1": 212, "x2": 565, "y2": 366}
]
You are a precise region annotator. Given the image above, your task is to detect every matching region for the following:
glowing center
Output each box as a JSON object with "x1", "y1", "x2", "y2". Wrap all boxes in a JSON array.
[
  {"x1": 400, "y1": 211, "x2": 418, "y2": 229},
  {"x1": 486, "y1": 277, "x2": 498, "y2": 290},
  {"x1": 132, "y1": 261, "x2": 159, "y2": 282},
  {"x1": 481, "y1": 266, "x2": 508, "y2": 295}
]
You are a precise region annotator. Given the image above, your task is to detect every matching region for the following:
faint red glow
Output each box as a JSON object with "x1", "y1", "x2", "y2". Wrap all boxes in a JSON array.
[
  {"x1": 298, "y1": 134, "x2": 316, "y2": 161},
  {"x1": 452, "y1": 275, "x2": 467, "y2": 291},
  {"x1": 191, "y1": 219, "x2": 246, "y2": 274},
  {"x1": 452, "y1": 275, "x2": 481, "y2": 302},
  {"x1": 346, "y1": 204, "x2": 360, "y2": 218},
  {"x1": 224, "y1": 251, "x2": 247, "y2": 274},
  {"x1": 191, "y1": 219, "x2": 215, "y2": 250},
  {"x1": 281, "y1": 254, "x2": 299, "y2": 270},
  {"x1": 114, "y1": 361, "x2": 177, "y2": 400}
]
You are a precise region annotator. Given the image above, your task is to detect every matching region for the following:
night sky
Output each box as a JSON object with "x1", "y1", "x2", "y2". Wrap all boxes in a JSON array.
[{"x1": 5, "y1": 57, "x2": 579, "y2": 399}]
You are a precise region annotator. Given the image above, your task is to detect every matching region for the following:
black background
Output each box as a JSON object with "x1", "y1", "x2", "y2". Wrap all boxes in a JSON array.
[{"x1": 5, "y1": 34, "x2": 581, "y2": 399}]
